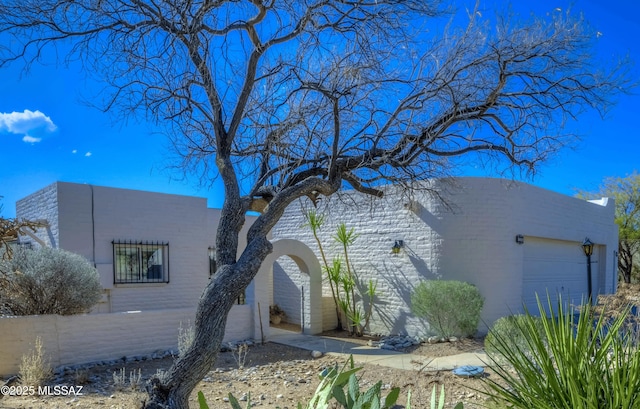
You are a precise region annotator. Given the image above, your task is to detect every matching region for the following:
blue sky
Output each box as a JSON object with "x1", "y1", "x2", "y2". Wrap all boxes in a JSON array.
[{"x1": 1, "y1": 0, "x2": 639, "y2": 218}]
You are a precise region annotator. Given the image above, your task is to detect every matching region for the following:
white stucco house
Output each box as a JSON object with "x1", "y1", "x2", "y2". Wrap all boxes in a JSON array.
[
  {"x1": 270, "y1": 177, "x2": 618, "y2": 336},
  {"x1": 12, "y1": 177, "x2": 618, "y2": 340}
]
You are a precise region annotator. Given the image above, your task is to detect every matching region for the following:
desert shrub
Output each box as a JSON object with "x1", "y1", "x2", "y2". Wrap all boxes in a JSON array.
[
  {"x1": 485, "y1": 314, "x2": 546, "y2": 361},
  {"x1": 112, "y1": 367, "x2": 143, "y2": 391},
  {"x1": 410, "y1": 280, "x2": 484, "y2": 338},
  {"x1": 0, "y1": 247, "x2": 102, "y2": 315},
  {"x1": 19, "y1": 336, "x2": 52, "y2": 386},
  {"x1": 483, "y1": 295, "x2": 640, "y2": 408}
]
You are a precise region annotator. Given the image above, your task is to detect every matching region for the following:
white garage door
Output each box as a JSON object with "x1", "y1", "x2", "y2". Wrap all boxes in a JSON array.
[{"x1": 522, "y1": 237, "x2": 595, "y2": 314}]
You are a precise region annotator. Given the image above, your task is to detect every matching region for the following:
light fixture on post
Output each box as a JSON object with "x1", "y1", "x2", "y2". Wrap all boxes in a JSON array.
[
  {"x1": 582, "y1": 238, "x2": 594, "y2": 303},
  {"x1": 391, "y1": 240, "x2": 404, "y2": 254},
  {"x1": 515, "y1": 234, "x2": 524, "y2": 245},
  {"x1": 208, "y1": 246, "x2": 216, "y2": 277}
]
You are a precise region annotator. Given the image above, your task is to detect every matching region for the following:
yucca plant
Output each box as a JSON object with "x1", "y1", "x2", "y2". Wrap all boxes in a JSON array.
[{"x1": 484, "y1": 294, "x2": 640, "y2": 408}]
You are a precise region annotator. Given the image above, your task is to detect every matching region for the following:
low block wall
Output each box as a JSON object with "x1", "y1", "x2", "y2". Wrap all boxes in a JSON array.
[{"x1": 0, "y1": 305, "x2": 252, "y2": 377}]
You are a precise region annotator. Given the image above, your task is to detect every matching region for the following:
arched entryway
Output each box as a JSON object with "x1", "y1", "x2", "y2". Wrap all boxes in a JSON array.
[{"x1": 255, "y1": 239, "x2": 322, "y2": 336}]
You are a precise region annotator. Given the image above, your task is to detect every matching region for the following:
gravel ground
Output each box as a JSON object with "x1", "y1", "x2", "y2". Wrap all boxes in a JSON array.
[
  {"x1": 1, "y1": 333, "x2": 492, "y2": 409},
  {"x1": 4, "y1": 285, "x2": 635, "y2": 408}
]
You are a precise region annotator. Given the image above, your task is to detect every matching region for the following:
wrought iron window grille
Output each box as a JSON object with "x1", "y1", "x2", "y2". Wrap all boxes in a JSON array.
[{"x1": 112, "y1": 240, "x2": 169, "y2": 284}]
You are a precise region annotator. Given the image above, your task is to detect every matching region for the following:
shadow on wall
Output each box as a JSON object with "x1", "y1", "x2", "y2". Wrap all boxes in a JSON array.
[
  {"x1": 407, "y1": 198, "x2": 451, "y2": 235},
  {"x1": 368, "y1": 259, "x2": 433, "y2": 336},
  {"x1": 273, "y1": 260, "x2": 302, "y2": 325}
]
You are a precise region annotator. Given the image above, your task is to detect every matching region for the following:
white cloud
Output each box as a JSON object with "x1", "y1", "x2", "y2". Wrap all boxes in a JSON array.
[
  {"x1": 84, "y1": 152, "x2": 92, "y2": 157},
  {"x1": 0, "y1": 109, "x2": 57, "y2": 143},
  {"x1": 22, "y1": 135, "x2": 42, "y2": 143},
  {"x1": 72, "y1": 149, "x2": 78, "y2": 154}
]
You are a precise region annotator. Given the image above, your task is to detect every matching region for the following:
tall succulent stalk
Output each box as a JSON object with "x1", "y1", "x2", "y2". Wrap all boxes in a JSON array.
[
  {"x1": 303, "y1": 212, "x2": 377, "y2": 336},
  {"x1": 334, "y1": 223, "x2": 359, "y2": 326},
  {"x1": 303, "y1": 210, "x2": 343, "y2": 330}
]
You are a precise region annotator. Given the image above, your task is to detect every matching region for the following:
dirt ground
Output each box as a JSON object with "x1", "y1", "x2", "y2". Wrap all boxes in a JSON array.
[
  {"x1": 5, "y1": 286, "x2": 635, "y2": 409},
  {"x1": 0, "y1": 329, "x2": 490, "y2": 409}
]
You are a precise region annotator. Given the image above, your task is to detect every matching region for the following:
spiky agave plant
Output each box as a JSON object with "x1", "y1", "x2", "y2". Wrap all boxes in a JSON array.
[{"x1": 484, "y1": 294, "x2": 640, "y2": 408}]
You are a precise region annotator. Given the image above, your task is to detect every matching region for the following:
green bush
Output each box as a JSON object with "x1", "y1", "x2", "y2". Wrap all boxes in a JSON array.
[
  {"x1": 410, "y1": 280, "x2": 484, "y2": 338},
  {"x1": 483, "y1": 295, "x2": 640, "y2": 408},
  {"x1": 485, "y1": 314, "x2": 546, "y2": 361},
  {"x1": 0, "y1": 247, "x2": 102, "y2": 315}
]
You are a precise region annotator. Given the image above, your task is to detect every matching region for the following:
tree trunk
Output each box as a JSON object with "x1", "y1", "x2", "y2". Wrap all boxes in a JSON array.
[
  {"x1": 619, "y1": 241, "x2": 634, "y2": 284},
  {"x1": 143, "y1": 255, "x2": 265, "y2": 408},
  {"x1": 143, "y1": 276, "x2": 233, "y2": 408}
]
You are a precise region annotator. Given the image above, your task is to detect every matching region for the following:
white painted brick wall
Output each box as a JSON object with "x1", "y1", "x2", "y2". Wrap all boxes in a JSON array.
[
  {"x1": 0, "y1": 305, "x2": 252, "y2": 377},
  {"x1": 272, "y1": 177, "x2": 618, "y2": 337},
  {"x1": 16, "y1": 182, "x2": 59, "y2": 248},
  {"x1": 322, "y1": 297, "x2": 339, "y2": 332},
  {"x1": 273, "y1": 257, "x2": 309, "y2": 325}
]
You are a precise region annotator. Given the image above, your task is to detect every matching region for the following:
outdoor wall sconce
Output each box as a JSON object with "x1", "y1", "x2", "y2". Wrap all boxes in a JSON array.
[
  {"x1": 391, "y1": 240, "x2": 404, "y2": 254},
  {"x1": 582, "y1": 238, "x2": 594, "y2": 302},
  {"x1": 515, "y1": 234, "x2": 524, "y2": 245}
]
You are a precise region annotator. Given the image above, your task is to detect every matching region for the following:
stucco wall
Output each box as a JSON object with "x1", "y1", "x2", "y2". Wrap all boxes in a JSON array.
[
  {"x1": 0, "y1": 305, "x2": 252, "y2": 377},
  {"x1": 271, "y1": 177, "x2": 618, "y2": 337},
  {"x1": 15, "y1": 182, "x2": 258, "y2": 314},
  {"x1": 13, "y1": 182, "x2": 267, "y2": 355},
  {"x1": 63, "y1": 183, "x2": 211, "y2": 311}
]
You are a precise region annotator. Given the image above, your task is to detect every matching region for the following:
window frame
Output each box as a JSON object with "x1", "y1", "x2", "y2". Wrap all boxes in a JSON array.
[{"x1": 112, "y1": 240, "x2": 170, "y2": 284}]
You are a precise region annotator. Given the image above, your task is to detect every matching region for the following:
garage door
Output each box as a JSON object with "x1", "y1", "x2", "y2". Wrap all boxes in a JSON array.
[{"x1": 522, "y1": 237, "x2": 595, "y2": 314}]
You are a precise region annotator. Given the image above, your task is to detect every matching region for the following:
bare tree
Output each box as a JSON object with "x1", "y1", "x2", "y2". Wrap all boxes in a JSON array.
[
  {"x1": 0, "y1": 197, "x2": 44, "y2": 260},
  {"x1": 0, "y1": 1, "x2": 630, "y2": 407},
  {"x1": 579, "y1": 172, "x2": 640, "y2": 284}
]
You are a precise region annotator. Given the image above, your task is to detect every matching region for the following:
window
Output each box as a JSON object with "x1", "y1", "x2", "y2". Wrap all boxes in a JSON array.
[{"x1": 113, "y1": 240, "x2": 169, "y2": 284}]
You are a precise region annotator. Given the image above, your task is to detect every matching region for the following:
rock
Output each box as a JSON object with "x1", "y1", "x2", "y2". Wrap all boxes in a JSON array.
[
  {"x1": 311, "y1": 350, "x2": 323, "y2": 358},
  {"x1": 448, "y1": 336, "x2": 459, "y2": 343},
  {"x1": 427, "y1": 336, "x2": 440, "y2": 344}
]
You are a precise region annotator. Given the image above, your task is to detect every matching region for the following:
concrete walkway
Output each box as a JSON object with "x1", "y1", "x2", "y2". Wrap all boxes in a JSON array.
[{"x1": 269, "y1": 328, "x2": 487, "y2": 372}]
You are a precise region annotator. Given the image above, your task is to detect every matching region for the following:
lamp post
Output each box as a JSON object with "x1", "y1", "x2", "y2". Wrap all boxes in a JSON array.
[{"x1": 582, "y1": 238, "x2": 594, "y2": 303}]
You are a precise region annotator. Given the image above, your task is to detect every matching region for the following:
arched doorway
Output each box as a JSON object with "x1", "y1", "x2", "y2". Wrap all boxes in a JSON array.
[{"x1": 256, "y1": 239, "x2": 322, "y2": 336}]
